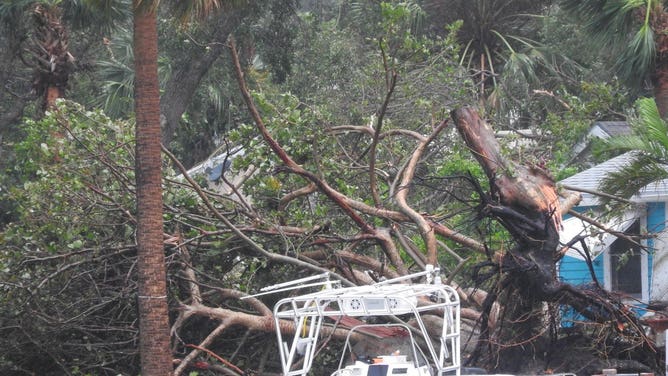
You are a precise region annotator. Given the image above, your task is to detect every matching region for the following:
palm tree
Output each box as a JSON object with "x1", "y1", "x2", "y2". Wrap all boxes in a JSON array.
[
  {"x1": 598, "y1": 97, "x2": 668, "y2": 205},
  {"x1": 132, "y1": 1, "x2": 232, "y2": 374},
  {"x1": 422, "y1": 0, "x2": 553, "y2": 107},
  {"x1": 126, "y1": 0, "x2": 232, "y2": 372},
  {"x1": 29, "y1": 3, "x2": 72, "y2": 110},
  {"x1": 132, "y1": 1, "x2": 173, "y2": 374},
  {"x1": 0, "y1": 0, "x2": 128, "y2": 110},
  {"x1": 561, "y1": 0, "x2": 668, "y2": 118}
]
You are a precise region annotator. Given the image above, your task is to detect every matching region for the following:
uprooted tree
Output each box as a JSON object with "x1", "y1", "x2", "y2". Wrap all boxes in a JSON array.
[
  {"x1": 451, "y1": 108, "x2": 655, "y2": 372},
  {"x1": 0, "y1": 32, "x2": 662, "y2": 376},
  {"x1": 169, "y1": 45, "x2": 660, "y2": 372}
]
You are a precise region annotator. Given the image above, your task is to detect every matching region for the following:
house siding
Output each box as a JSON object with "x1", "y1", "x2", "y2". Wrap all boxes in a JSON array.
[
  {"x1": 558, "y1": 202, "x2": 665, "y2": 323},
  {"x1": 648, "y1": 202, "x2": 665, "y2": 302},
  {"x1": 559, "y1": 253, "x2": 604, "y2": 287},
  {"x1": 559, "y1": 204, "x2": 603, "y2": 286},
  {"x1": 559, "y1": 205, "x2": 661, "y2": 299}
]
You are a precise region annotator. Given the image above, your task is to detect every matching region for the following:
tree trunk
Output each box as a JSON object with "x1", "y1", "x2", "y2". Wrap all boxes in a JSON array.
[
  {"x1": 651, "y1": 7, "x2": 668, "y2": 119},
  {"x1": 451, "y1": 107, "x2": 562, "y2": 273},
  {"x1": 653, "y1": 63, "x2": 668, "y2": 119},
  {"x1": 31, "y1": 3, "x2": 73, "y2": 111},
  {"x1": 133, "y1": 3, "x2": 173, "y2": 375},
  {"x1": 450, "y1": 107, "x2": 636, "y2": 371},
  {"x1": 160, "y1": 8, "x2": 247, "y2": 146}
]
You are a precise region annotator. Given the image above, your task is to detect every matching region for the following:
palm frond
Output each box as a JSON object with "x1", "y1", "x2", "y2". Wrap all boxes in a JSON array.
[
  {"x1": 561, "y1": 0, "x2": 643, "y2": 43},
  {"x1": 598, "y1": 97, "x2": 668, "y2": 208},
  {"x1": 504, "y1": 52, "x2": 537, "y2": 84},
  {"x1": 491, "y1": 29, "x2": 517, "y2": 54},
  {"x1": 133, "y1": 0, "x2": 160, "y2": 14},
  {"x1": 483, "y1": 44, "x2": 498, "y2": 86},
  {"x1": 206, "y1": 84, "x2": 225, "y2": 117},
  {"x1": 616, "y1": 23, "x2": 655, "y2": 84},
  {"x1": 601, "y1": 97, "x2": 668, "y2": 158},
  {"x1": 561, "y1": 0, "x2": 656, "y2": 83},
  {"x1": 504, "y1": 34, "x2": 541, "y2": 49},
  {"x1": 599, "y1": 152, "x2": 668, "y2": 200},
  {"x1": 170, "y1": 0, "x2": 246, "y2": 24},
  {"x1": 0, "y1": 0, "x2": 31, "y2": 20},
  {"x1": 459, "y1": 38, "x2": 476, "y2": 66},
  {"x1": 490, "y1": 29, "x2": 546, "y2": 86},
  {"x1": 401, "y1": 0, "x2": 426, "y2": 35},
  {"x1": 66, "y1": 0, "x2": 131, "y2": 32},
  {"x1": 603, "y1": 134, "x2": 655, "y2": 154},
  {"x1": 635, "y1": 97, "x2": 668, "y2": 157},
  {"x1": 97, "y1": 59, "x2": 135, "y2": 117}
]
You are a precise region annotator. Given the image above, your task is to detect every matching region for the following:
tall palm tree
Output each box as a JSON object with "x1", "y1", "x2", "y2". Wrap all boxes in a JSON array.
[
  {"x1": 0, "y1": 0, "x2": 128, "y2": 110},
  {"x1": 30, "y1": 3, "x2": 72, "y2": 110},
  {"x1": 422, "y1": 0, "x2": 553, "y2": 107},
  {"x1": 561, "y1": 0, "x2": 668, "y2": 117},
  {"x1": 132, "y1": 1, "x2": 173, "y2": 373},
  {"x1": 132, "y1": 1, "x2": 230, "y2": 373}
]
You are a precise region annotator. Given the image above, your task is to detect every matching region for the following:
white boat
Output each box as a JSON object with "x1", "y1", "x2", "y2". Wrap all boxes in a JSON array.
[
  {"x1": 263, "y1": 267, "x2": 461, "y2": 376},
  {"x1": 330, "y1": 323, "x2": 436, "y2": 376}
]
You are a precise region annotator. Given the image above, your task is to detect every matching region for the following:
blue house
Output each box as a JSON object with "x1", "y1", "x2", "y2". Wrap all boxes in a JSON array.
[{"x1": 559, "y1": 151, "x2": 668, "y2": 311}]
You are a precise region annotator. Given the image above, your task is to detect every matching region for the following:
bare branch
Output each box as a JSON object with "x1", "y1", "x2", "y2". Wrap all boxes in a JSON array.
[
  {"x1": 278, "y1": 183, "x2": 317, "y2": 211},
  {"x1": 393, "y1": 119, "x2": 449, "y2": 265},
  {"x1": 369, "y1": 71, "x2": 398, "y2": 206},
  {"x1": 227, "y1": 37, "x2": 375, "y2": 234},
  {"x1": 163, "y1": 145, "x2": 354, "y2": 285},
  {"x1": 328, "y1": 125, "x2": 428, "y2": 142},
  {"x1": 174, "y1": 319, "x2": 233, "y2": 376},
  {"x1": 566, "y1": 209, "x2": 648, "y2": 249}
]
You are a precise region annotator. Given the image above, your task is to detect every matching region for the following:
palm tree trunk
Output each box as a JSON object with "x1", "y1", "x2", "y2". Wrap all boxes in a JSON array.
[
  {"x1": 31, "y1": 3, "x2": 73, "y2": 111},
  {"x1": 133, "y1": 2, "x2": 173, "y2": 375},
  {"x1": 653, "y1": 63, "x2": 668, "y2": 119}
]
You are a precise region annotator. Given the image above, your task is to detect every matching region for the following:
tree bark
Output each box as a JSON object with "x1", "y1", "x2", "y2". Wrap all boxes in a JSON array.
[
  {"x1": 133, "y1": 3, "x2": 173, "y2": 375},
  {"x1": 653, "y1": 63, "x2": 668, "y2": 119},
  {"x1": 31, "y1": 4, "x2": 73, "y2": 111},
  {"x1": 651, "y1": 7, "x2": 668, "y2": 119},
  {"x1": 450, "y1": 107, "x2": 569, "y2": 370},
  {"x1": 451, "y1": 107, "x2": 652, "y2": 372}
]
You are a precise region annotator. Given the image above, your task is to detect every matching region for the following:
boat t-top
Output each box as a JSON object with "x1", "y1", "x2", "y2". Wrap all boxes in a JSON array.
[{"x1": 256, "y1": 266, "x2": 461, "y2": 376}]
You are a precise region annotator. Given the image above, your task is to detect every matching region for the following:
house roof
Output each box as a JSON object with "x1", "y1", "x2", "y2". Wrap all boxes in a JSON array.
[
  {"x1": 561, "y1": 151, "x2": 638, "y2": 206},
  {"x1": 183, "y1": 146, "x2": 244, "y2": 180},
  {"x1": 590, "y1": 121, "x2": 632, "y2": 138},
  {"x1": 569, "y1": 121, "x2": 631, "y2": 166},
  {"x1": 560, "y1": 151, "x2": 668, "y2": 206}
]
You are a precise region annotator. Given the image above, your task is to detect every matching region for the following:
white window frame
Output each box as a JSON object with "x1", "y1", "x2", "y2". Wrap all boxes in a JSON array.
[{"x1": 603, "y1": 214, "x2": 649, "y2": 302}]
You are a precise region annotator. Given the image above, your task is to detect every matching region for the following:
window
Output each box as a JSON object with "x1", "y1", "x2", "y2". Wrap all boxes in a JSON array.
[{"x1": 608, "y1": 220, "x2": 643, "y2": 299}]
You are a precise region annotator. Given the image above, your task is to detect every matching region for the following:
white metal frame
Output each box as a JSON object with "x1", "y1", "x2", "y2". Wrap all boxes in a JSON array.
[{"x1": 270, "y1": 268, "x2": 461, "y2": 376}]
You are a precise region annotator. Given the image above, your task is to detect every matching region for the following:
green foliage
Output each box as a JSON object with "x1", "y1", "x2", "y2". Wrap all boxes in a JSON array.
[
  {"x1": 288, "y1": 2, "x2": 473, "y2": 125},
  {"x1": 0, "y1": 101, "x2": 144, "y2": 374},
  {"x1": 229, "y1": 91, "x2": 346, "y2": 228},
  {"x1": 0, "y1": 1, "x2": 656, "y2": 373},
  {"x1": 254, "y1": 0, "x2": 299, "y2": 83},
  {"x1": 560, "y1": 0, "x2": 657, "y2": 89},
  {"x1": 597, "y1": 97, "x2": 668, "y2": 207},
  {"x1": 602, "y1": 97, "x2": 668, "y2": 158},
  {"x1": 2, "y1": 100, "x2": 136, "y2": 252},
  {"x1": 498, "y1": 80, "x2": 631, "y2": 179}
]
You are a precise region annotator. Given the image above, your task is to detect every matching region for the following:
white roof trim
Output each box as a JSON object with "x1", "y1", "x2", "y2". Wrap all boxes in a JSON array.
[{"x1": 560, "y1": 208, "x2": 641, "y2": 260}]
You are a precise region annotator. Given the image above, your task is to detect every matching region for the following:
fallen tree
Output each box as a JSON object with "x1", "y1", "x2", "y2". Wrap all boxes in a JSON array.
[
  {"x1": 163, "y1": 40, "x2": 661, "y2": 375},
  {"x1": 0, "y1": 35, "x2": 662, "y2": 376},
  {"x1": 451, "y1": 108, "x2": 656, "y2": 373}
]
